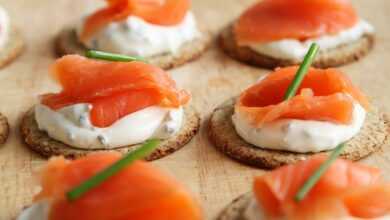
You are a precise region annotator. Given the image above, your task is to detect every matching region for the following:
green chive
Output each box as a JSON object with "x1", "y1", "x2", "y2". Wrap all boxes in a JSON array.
[
  {"x1": 294, "y1": 143, "x2": 346, "y2": 201},
  {"x1": 85, "y1": 50, "x2": 147, "y2": 62},
  {"x1": 284, "y1": 43, "x2": 319, "y2": 100},
  {"x1": 66, "y1": 139, "x2": 160, "y2": 202}
]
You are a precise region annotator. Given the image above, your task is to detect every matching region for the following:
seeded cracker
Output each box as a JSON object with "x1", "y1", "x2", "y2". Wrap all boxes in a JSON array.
[
  {"x1": 208, "y1": 98, "x2": 390, "y2": 169},
  {"x1": 21, "y1": 106, "x2": 200, "y2": 160},
  {"x1": 219, "y1": 24, "x2": 375, "y2": 69},
  {"x1": 55, "y1": 28, "x2": 211, "y2": 70}
]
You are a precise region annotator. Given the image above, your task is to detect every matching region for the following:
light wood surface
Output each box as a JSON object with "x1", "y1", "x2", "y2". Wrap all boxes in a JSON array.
[{"x1": 0, "y1": 0, "x2": 389, "y2": 219}]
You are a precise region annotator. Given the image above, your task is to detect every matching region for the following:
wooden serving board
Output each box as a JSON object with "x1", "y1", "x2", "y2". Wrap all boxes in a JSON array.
[{"x1": 0, "y1": 0, "x2": 389, "y2": 219}]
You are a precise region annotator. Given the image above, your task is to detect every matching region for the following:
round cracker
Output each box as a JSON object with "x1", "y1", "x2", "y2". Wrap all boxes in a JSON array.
[
  {"x1": 0, "y1": 26, "x2": 24, "y2": 68},
  {"x1": 217, "y1": 193, "x2": 252, "y2": 220},
  {"x1": 208, "y1": 98, "x2": 390, "y2": 169},
  {"x1": 219, "y1": 24, "x2": 375, "y2": 69},
  {"x1": 20, "y1": 106, "x2": 200, "y2": 160},
  {"x1": 0, "y1": 112, "x2": 9, "y2": 145},
  {"x1": 55, "y1": 28, "x2": 211, "y2": 70}
]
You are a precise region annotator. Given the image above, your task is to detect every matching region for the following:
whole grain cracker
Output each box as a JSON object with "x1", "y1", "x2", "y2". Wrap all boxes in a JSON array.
[
  {"x1": 55, "y1": 28, "x2": 211, "y2": 70},
  {"x1": 21, "y1": 106, "x2": 200, "y2": 160},
  {"x1": 208, "y1": 98, "x2": 390, "y2": 169},
  {"x1": 219, "y1": 24, "x2": 375, "y2": 69}
]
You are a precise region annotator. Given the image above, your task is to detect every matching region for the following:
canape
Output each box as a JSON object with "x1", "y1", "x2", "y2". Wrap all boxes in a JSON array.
[
  {"x1": 0, "y1": 5, "x2": 24, "y2": 68},
  {"x1": 219, "y1": 0, "x2": 375, "y2": 69},
  {"x1": 208, "y1": 66, "x2": 389, "y2": 168},
  {"x1": 55, "y1": 0, "x2": 210, "y2": 70},
  {"x1": 21, "y1": 54, "x2": 200, "y2": 159},
  {"x1": 217, "y1": 156, "x2": 390, "y2": 220},
  {"x1": 16, "y1": 151, "x2": 202, "y2": 220},
  {"x1": 0, "y1": 112, "x2": 9, "y2": 145}
]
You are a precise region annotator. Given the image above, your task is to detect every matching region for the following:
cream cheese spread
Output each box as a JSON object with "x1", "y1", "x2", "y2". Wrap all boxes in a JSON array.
[
  {"x1": 248, "y1": 19, "x2": 374, "y2": 60},
  {"x1": 232, "y1": 102, "x2": 366, "y2": 153},
  {"x1": 17, "y1": 201, "x2": 49, "y2": 220},
  {"x1": 77, "y1": 12, "x2": 200, "y2": 57},
  {"x1": 0, "y1": 6, "x2": 10, "y2": 49},
  {"x1": 35, "y1": 103, "x2": 183, "y2": 149}
]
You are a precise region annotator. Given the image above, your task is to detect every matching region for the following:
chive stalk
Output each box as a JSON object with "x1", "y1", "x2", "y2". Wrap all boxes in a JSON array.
[
  {"x1": 278, "y1": 42, "x2": 347, "y2": 202},
  {"x1": 294, "y1": 143, "x2": 346, "y2": 201},
  {"x1": 288, "y1": 44, "x2": 350, "y2": 202},
  {"x1": 286, "y1": 43, "x2": 348, "y2": 202},
  {"x1": 66, "y1": 139, "x2": 160, "y2": 201},
  {"x1": 284, "y1": 43, "x2": 319, "y2": 100},
  {"x1": 85, "y1": 50, "x2": 147, "y2": 62}
]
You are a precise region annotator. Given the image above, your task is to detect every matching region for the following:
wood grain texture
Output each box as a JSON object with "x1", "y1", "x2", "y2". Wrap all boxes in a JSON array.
[{"x1": 0, "y1": 0, "x2": 389, "y2": 219}]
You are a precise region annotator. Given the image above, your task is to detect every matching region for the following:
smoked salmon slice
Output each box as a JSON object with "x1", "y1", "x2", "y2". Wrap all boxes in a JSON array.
[
  {"x1": 253, "y1": 156, "x2": 390, "y2": 219},
  {"x1": 236, "y1": 66, "x2": 369, "y2": 126},
  {"x1": 80, "y1": 0, "x2": 190, "y2": 43},
  {"x1": 41, "y1": 55, "x2": 190, "y2": 127},
  {"x1": 234, "y1": 0, "x2": 358, "y2": 45},
  {"x1": 35, "y1": 152, "x2": 202, "y2": 220}
]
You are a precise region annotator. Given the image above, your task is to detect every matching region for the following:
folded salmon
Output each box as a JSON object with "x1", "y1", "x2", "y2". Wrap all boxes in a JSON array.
[
  {"x1": 41, "y1": 55, "x2": 190, "y2": 127},
  {"x1": 236, "y1": 66, "x2": 369, "y2": 127},
  {"x1": 34, "y1": 152, "x2": 202, "y2": 220},
  {"x1": 254, "y1": 156, "x2": 390, "y2": 219}
]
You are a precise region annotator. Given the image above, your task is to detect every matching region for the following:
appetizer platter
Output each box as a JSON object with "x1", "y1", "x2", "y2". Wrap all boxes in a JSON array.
[
  {"x1": 0, "y1": 0, "x2": 390, "y2": 219},
  {"x1": 20, "y1": 54, "x2": 200, "y2": 159},
  {"x1": 219, "y1": 0, "x2": 375, "y2": 69},
  {"x1": 55, "y1": 0, "x2": 211, "y2": 70},
  {"x1": 209, "y1": 48, "x2": 389, "y2": 168}
]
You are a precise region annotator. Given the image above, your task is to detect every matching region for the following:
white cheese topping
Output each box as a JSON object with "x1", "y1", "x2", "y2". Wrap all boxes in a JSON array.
[
  {"x1": 35, "y1": 103, "x2": 183, "y2": 149},
  {"x1": 232, "y1": 102, "x2": 366, "y2": 153},
  {"x1": 244, "y1": 197, "x2": 390, "y2": 220},
  {"x1": 77, "y1": 12, "x2": 200, "y2": 57},
  {"x1": 17, "y1": 201, "x2": 49, "y2": 220},
  {"x1": 248, "y1": 19, "x2": 374, "y2": 60},
  {"x1": 0, "y1": 6, "x2": 10, "y2": 49}
]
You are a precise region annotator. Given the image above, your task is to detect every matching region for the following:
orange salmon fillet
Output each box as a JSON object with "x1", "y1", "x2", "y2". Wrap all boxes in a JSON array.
[
  {"x1": 254, "y1": 156, "x2": 390, "y2": 219},
  {"x1": 35, "y1": 152, "x2": 203, "y2": 220},
  {"x1": 41, "y1": 55, "x2": 190, "y2": 127},
  {"x1": 236, "y1": 66, "x2": 369, "y2": 127}
]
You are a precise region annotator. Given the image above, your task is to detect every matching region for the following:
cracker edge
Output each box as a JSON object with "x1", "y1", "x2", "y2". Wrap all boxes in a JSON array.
[
  {"x1": 208, "y1": 98, "x2": 390, "y2": 169},
  {"x1": 20, "y1": 106, "x2": 200, "y2": 160},
  {"x1": 54, "y1": 28, "x2": 212, "y2": 70},
  {"x1": 218, "y1": 24, "x2": 375, "y2": 69},
  {"x1": 216, "y1": 193, "x2": 252, "y2": 220}
]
